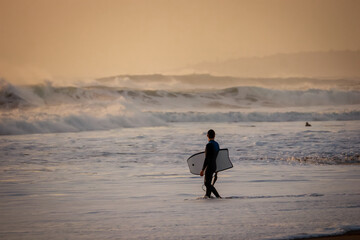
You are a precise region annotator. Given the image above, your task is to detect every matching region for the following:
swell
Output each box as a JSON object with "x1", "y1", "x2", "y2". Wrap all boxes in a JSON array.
[
  {"x1": 1, "y1": 79, "x2": 360, "y2": 135},
  {"x1": 0, "y1": 111, "x2": 165, "y2": 135},
  {"x1": 1, "y1": 79, "x2": 360, "y2": 109},
  {"x1": 1, "y1": 110, "x2": 359, "y2": 135}
]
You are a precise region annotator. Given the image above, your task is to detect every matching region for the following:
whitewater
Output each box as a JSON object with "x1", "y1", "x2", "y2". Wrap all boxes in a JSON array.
[
  {"x1": 0, "y1": 75, "x2": 360, "y2": 239},
  {"x1": 1, "y1": 76, "x2": 360, "y2": 135}
]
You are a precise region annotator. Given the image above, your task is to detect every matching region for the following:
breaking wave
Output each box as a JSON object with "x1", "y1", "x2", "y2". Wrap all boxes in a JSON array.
[
  {"x1": 1, "y1": 109, "x2": 359, "y2": 135},
  {"x1": 0, "y1": 111, "x2": 165, "y2": 135},
  {"x1": 1, "y1": 78, "x2": 360, "y2": 135},
  {"x1": 1, "y1": 79, "x2": 360, "y2": 109}
]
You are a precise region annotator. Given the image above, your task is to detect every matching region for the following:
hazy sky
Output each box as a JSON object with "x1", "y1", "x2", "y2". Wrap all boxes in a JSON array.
[{"x1": 1, "y1": 0, "x2": 360, "y2": 83}]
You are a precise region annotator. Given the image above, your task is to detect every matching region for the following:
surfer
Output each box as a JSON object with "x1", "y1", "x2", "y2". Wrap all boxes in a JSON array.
[{"x1": 200, "y1": 129, "x2": 222, "y2": 198}]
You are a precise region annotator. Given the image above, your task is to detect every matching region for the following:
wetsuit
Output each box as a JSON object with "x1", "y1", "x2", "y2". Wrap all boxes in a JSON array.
[{"x1": 202, "y1": 140, "x2": 221, "y2": 198}]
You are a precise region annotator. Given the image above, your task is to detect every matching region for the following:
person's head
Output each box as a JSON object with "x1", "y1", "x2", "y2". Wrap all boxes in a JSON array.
[{"x1": 207, "y1": 129, "x2": 215, "y2": 140}]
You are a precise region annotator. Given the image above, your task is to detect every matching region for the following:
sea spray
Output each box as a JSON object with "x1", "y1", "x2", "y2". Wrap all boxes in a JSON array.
[{"x1": 1, "y1": 78, "x2": 360, "y2": 135}]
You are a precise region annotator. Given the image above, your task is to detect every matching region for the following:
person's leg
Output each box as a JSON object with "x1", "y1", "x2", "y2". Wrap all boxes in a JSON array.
[
  {"x1": 212, "y1": 172, "x2": 218, "y2": 185},
  {"x1": 204, "y1": 170, "x2": 213, "y2": 198},
  {"x1": 204, "y1": 170, "x2": 221, "y2": 198},
  {"x1": 210, "y1": 185, "x2": 221, "y2": 198}
]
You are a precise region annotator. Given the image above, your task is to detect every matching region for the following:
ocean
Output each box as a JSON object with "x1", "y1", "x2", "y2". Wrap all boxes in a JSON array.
[{"x1": 0, "y1": 75, "x2": 360, "y2": 239}]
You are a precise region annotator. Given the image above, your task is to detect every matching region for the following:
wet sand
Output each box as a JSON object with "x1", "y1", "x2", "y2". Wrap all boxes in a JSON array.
[{"x1": 295, "y1": 230, "x2": 360, "y2": 240}]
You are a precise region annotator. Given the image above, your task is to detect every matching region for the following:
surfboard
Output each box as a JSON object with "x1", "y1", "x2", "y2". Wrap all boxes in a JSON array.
[{"x1": 187, "y1": 148, "x2": 233, "y2": 175}]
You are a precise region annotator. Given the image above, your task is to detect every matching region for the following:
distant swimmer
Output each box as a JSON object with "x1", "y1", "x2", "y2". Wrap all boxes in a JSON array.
[
  {"x1": 305, "y1": 122, "x2": 312, "y2": 127},
  {"x1": 200, "y1": 129, "x2": 221, "y2": 198}
]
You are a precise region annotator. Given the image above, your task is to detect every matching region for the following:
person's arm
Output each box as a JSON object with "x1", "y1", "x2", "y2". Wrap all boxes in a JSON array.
[{"x1": 200, "y1": 144, "x2": 210, "y2": 176}]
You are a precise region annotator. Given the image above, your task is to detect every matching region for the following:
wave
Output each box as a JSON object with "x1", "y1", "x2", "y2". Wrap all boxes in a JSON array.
[
  {"x1": 96, "y1": 74, "x2": 360, "y2": 91},
  {"x1": 285, "y1": 155, "x2": 360, "y2": 165},
  {"x1": 0, "y1": 79, "x2": 120, "y2": 109},
  {"x1": 1, "y1": 79, "x2": 360, "y2": 109},
  {"x1": 1, "y1": 79, "x2": 360, "y2": 135},
  {"x1": 1, "y1": 109, "x2": 359, "y2": 135},
  {"x1": 0, "y1": 110, "x2": 165, "y2": 135},
  {"x1": 152, "y1": 111, "x2": 360, "y2": 122}
]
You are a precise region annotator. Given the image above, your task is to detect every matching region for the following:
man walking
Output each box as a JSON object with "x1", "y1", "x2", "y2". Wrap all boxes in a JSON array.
[{"x1": 200, "y1": 129, "x2": 221, "y2": 198}]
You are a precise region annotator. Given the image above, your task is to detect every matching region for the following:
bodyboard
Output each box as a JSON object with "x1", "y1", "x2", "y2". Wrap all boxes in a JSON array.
[{"x1": 187, "y1": 148, "x2": 233, "y2": 175}]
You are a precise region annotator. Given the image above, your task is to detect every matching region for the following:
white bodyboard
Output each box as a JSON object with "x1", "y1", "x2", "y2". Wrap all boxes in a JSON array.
[{"x1": 187, "y1": 148, "x2": 233, "y2": 175}]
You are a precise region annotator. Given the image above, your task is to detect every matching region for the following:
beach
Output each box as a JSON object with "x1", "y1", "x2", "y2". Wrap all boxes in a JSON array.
[
  {"x1": 296, "y1": 230, "x2": 360, "y2": 240},
  {"x1": 2, "y1": 0, "x2": 360, "y2": 238},
  {"x1": 1, "y1": 77, "x2": 360, "y2": 239},
  {"x1": 1, "y1": 121, "x2": 359, "y2": 240}
]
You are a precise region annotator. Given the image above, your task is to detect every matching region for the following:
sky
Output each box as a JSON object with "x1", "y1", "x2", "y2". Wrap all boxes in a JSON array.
[{"x1": 1, "y1": 0, "x2": 360, "y2": 84}]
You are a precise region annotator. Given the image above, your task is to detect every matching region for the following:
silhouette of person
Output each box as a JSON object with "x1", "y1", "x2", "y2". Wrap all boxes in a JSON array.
[
  {"x1": 306, "y1": 122, "x2": 312, "y2": 127},
  {"x1": 200, "y1": 129, "x2": 221, "y2": 198}
]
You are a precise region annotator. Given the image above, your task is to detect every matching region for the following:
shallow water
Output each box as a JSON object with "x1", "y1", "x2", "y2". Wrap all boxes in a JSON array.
[{"x1": 0, "y1": 121, "x2": 359, "y2": 239}]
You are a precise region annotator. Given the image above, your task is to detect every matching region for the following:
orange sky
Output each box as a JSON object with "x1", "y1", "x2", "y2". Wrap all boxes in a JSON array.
[{"x1": 1, "y1": 0, "x2": 360, "y2": 84}]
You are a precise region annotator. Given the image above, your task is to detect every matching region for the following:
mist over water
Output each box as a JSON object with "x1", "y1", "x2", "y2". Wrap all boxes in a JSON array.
[{"x1": 1, "y1": 75, "x2": 360, "y2": 135}]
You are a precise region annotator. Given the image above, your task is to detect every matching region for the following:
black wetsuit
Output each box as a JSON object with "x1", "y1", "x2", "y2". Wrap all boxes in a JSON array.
[{"x1": 202, "y1": 140, "x2": 221, "y2": 198}]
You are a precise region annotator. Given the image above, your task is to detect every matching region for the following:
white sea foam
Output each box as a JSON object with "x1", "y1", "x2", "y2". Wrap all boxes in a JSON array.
[
  {"x1": 1, "y1": 78, "x2": 360, "y2": 135},
  {"x1": 95, "y1": 74, "x2": 360, "y2": 91},
  {"x1": 152, "y1": 111, "x2": 360, "y2": 123},
  {"x1": 0, "y1": 122, "x2": 359, "y2": 239},
  {"x1": 2, "y1": 78, "x2": 360, "y2": 108}
]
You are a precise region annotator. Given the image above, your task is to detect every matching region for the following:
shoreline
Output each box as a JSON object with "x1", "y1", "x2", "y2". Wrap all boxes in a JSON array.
[{"x1": 292, "y1": 230, "x2": 360, "y2": 240}]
